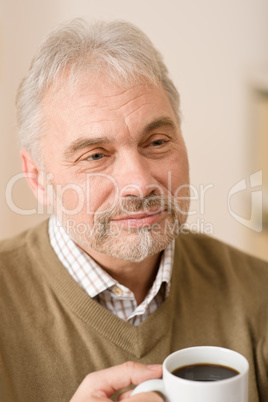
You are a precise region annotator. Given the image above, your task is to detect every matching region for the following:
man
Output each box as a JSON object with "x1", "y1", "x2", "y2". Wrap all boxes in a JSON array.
[{"x1": 0, "y1": 18, "x2": 268, "y2": 402}]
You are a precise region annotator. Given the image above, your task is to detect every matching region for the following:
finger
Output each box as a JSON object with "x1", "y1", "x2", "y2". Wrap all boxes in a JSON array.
[
  {"x1": 118, "y1": 390, "x2": 164, "y2": 401},
  {"x1": 129, "y1": 393, "x2": 164, "y2": 402},
  {"x1": 77, "y1": 362, "x2": 162, "y2": 399}
]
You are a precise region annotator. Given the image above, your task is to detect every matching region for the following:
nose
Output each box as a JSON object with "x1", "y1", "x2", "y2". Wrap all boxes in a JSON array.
[{"x1": 116, "y1": 151, "x2": 159, "y2": 198}]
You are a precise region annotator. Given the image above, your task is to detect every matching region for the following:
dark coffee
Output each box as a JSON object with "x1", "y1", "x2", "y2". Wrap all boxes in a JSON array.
[{"x1": 172, "y1": 363, "x2": 239, "y2": 382}]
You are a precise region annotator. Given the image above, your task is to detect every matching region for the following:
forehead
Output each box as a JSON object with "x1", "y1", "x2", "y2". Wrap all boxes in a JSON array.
[{"x1": 41, "y1": 72, "x2": 178, "y2": 145}]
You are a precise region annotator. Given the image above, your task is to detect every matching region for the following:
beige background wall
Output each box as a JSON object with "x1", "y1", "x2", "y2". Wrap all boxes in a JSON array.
[{"x1": 1, "y1": 0, "x2": 268, "y2": 259}]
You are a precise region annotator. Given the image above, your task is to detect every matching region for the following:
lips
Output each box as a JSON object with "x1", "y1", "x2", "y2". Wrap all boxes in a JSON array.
[{"x1": 110, "y1": 209, "x2": 167, "y2": 228}]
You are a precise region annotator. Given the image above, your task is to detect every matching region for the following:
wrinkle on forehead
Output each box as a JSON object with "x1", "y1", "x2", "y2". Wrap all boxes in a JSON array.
[
  {"x1": 41, "y1": 72, "x2": 178, "y2": 152},
  {"x1": 43, "y1": 84, "x2": 164, "y2": 130}
]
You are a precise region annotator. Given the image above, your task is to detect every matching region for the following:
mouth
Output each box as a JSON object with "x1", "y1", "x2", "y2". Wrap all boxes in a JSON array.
[{"x1": 110, "y1": 209, "x2": 167, "y2": 228}]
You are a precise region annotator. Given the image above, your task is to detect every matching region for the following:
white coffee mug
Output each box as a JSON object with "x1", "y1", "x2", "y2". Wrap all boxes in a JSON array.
[{"x1": 132, "y1": 346, "x2": 249, "y2": 402}]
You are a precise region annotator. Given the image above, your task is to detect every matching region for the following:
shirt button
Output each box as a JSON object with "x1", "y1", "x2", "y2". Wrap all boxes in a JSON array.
[{"x1": 113, "y1": 286, "x2": 123, "y2": 296}]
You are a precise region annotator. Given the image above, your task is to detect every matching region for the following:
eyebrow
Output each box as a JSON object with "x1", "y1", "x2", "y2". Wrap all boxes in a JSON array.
[
  {"x1": 143, "y1": 117, "x2": 177, "y2": 134},
  {"x1": 63, "y1": 117, "x2": 177, "y2": 160}
]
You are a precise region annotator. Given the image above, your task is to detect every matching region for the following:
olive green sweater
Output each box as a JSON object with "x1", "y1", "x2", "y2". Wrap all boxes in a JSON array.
[{"x1": 0, "y1": 220, "x2": 268, "y2": 402}]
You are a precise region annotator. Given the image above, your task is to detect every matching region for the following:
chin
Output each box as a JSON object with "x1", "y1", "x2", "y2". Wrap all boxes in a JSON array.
[{"x1": 90, "y1": 228, "x2": 177, "y2": 262}]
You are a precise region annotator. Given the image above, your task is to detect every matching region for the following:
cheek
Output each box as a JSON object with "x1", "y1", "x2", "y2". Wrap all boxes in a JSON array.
[
  {"x1": 80, "y1": 174, "x2": 118, "y2": 214},
  {"x1": 51, "y1": 173, "x2": 118, "y2": 221},
  {"x1": 169, "y1": 156, "x2": 190, "y2": 195},
  {"x1": 53, "y1": 182, "x2": 86, "y2": 216},
  {"x1": 62, "y1": 186, "x2": 83, "y2": 210},
  {"x1": 175, "y1": 171, "x2": 190, "y2": 194},
  {"x1": 157, "y1": 151, "x2": 189, "y2": 194}
]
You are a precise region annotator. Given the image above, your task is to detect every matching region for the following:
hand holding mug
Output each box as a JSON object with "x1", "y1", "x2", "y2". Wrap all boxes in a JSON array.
[
  {"x1": 69, "y1": 361, "x2": 163, "y2": 401},
  {"x1": 132, "y1": 346, "x2": 249, "y2": 402}
]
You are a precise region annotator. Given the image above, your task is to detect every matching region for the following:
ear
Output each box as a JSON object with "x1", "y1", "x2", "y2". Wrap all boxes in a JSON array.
[{"x1": 20, "y1": 149, "x2": 51, "y2": 206}]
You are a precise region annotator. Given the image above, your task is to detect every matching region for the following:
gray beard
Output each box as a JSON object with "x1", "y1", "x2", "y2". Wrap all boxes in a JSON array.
[{"x1": 61, "y1": 194, "x2": 189, "y2": 262}]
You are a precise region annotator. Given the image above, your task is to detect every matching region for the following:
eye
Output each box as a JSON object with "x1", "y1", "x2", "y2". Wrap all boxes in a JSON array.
[
  {"x1": 151, "y1": 139, "x2": 166, "y2": 146},
  {"x1": 87, "y1": 153, "x2": 104, "y2": 161}
]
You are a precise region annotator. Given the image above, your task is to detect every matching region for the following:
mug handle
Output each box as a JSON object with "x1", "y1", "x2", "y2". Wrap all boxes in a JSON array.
[{"x1": 131, "y1": 379, "x2": 166, "y2": 397}]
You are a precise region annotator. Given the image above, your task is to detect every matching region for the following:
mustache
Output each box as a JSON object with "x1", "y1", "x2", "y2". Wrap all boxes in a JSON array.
[{"x1": 94, "y1": 195, "x2": 180, "y2": 224}]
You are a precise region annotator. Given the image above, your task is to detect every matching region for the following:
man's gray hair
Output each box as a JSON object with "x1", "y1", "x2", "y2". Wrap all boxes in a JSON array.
[{"x1": 16, "y1": 18, "x2": 180, "y2": 162}]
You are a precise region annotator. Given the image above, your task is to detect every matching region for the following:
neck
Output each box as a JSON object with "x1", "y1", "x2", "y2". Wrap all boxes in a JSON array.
[{"x1": 78, "y1": 246, "x2": 162, "y2": 305}]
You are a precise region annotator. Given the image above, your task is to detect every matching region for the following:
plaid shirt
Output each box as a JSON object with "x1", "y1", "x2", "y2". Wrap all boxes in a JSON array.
[{"x1": 49, "y1": 215, "x2": 174, "y2": 326}]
